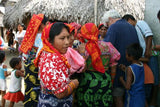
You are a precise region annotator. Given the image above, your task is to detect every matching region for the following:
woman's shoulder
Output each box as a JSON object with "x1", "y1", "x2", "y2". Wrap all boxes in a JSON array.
[
  {"x1": 98, "y1": 41, "x2": 112, "y2": 52},
  {"x1": 41, "y1": 51, "x2": 61, "y2": 62}
]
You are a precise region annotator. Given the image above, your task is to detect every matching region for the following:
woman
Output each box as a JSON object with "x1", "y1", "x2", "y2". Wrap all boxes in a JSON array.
[
  {"x1": 7, "y1": 29, "x2": 15, "y2": 47},
  {"x1": 64, "y1": 24, "x2": 85, "y2": 75},
  {"x1": 98, "y1": 23, "x2": 108, "y2": 40},
  {"x1": 75, "y1": 23, "x2": 120, "y2": 107},
  {"x1": 19, "y1": 14, "x2": 48, "y2": 107},
  {"x1": 12, "y1": 23, "x2": 26, "y2": 51},
  {"x1": 34, "y1": 22, "x2": 79, "y2": 107},
  {"x1": 70, "y1": 22, "x2": 82, "y2": 49}
]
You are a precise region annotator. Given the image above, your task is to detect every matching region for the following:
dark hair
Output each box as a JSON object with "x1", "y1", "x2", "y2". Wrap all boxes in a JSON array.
[
  {"x1": 9, "y1": 57, "x2": 21, "y2": 69},
  {"x1": 126, "y1": 43, "x2": 143, "y2": 60},
  {"x1": 98, "y1": 24, "x2": 108, "y2": 30},
  {"x1": 157, "y1": 10, "x2": 160, "y2": 18},
  {"x1": 18, "y1": 23, "x2": 26, "y2": 30},
  {"x1": 0, "y1": 51, "x2": 5, "y2": 63},
  {"x1": 122, "y1": 14, "x2": 136, "y2": 21},
  {"x1": 9, "y1": 28, "x2": 13, "y2": 32},
  {"x1": 49, "y1": 22, "x2": 70, "y2": 43},
  {"x1": 42, "y1": 15, "x2": 48, "y2": 25}
]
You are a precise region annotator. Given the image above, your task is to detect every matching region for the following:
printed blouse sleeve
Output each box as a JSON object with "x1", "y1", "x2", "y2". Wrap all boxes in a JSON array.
[
  {"x1": 108, "y1": 42, "x2": 120, "y2": 66},
  {"x1": 40, "y1": 53, "x2": 69, "y2": 95}
]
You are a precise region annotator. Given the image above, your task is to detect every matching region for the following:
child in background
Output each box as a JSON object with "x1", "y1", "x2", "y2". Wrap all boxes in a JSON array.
[
  {"x1": 0, "y1": 51, "x2": 10, "y2": 107},
  {"x1": 3, "y1": 57, "x2": 24, "y2": 107},
  {"x1": 119, "y1": 43, "x2": 145, "y2": 107}
]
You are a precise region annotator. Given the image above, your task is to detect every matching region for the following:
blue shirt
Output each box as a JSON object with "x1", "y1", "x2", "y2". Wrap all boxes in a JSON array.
[
  {"x1": 104, "y1": 19, "x2": 139, "y2": 87},
  {"x1": 125, "y1": 63, "x2": 145, "y2": 107},
  {"x1": 0, "y1": 64, "x2": 7, "y2": 79}
]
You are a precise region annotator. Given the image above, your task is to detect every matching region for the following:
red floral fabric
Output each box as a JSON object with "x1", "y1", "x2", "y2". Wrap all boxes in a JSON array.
[{"x1": 38, "y1": 51, "x2": 70, "y2": 95}]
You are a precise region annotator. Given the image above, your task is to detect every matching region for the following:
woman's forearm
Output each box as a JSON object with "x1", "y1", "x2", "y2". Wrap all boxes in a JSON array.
[{"x1": 55, "y1": 79, "x2": 79, "y2": 99}]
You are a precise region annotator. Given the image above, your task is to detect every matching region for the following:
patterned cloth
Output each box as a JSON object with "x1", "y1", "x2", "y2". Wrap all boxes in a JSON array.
[
  {"x1": 23, "y1": 48, "x2": 40, "y2": 107},
  {"x1": 21, "y1": 14, "x2": 45, "y2": 107},
  {"x1": 38, "y1": 51, "x2": 70, "y2": 94},
  {"x1": 76, "y1": 41, "x2": 120, "y2": 107},
  {"x1": 65, "y1": 47, "x2": 85, "y2": 75},
  {"x1": 38, "y1": 92, "x2": 72, "y2": 107},
  {"x1": 20, "y1": 14, "x2": 44, "y2": 54},
  {"x1": 81, "y1": 23, "x2": 105, "y2": 73}
]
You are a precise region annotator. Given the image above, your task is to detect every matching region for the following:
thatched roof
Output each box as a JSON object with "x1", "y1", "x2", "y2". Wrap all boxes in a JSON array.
[{"x1": 4, "y1": 0, "x2": 145, "y2": 28}]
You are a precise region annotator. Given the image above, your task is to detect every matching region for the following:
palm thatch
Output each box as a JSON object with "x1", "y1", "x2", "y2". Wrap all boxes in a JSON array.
[
  {"x1": 104, "y1": 0, "x2": 145, "y2": 20},
  {"x1": 4, "y1": 0, "x2": 145, "y2": 28}
]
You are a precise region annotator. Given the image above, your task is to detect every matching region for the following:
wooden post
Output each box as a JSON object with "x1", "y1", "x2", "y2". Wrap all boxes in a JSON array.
[{"x1": 94, "y1": 0, "x2": 98, "y2": 25}]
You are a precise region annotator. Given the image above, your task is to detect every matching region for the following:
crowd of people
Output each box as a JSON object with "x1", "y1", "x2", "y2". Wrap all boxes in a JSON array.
[{"x1": 0, "y1": 9, "x2": 160, "y2": 107}]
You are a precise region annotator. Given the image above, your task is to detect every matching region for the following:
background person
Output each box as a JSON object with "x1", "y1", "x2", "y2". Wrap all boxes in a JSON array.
[
  {"x1": 19, "y1": 14, "x2": 48, "y2": 107},
  {"x1": 122, "y1": 14, "x2": 158, "y2": 107},
  {"x1": 3, "y1": 57, "x2": 24, "y2": 107},
  {"x1": 119, "y1": 43, "x2": 145, "y2": 107},
  {"x1": 0, "y1": 51, "x2": 10, "y2": 107},
  {"x1": 101, "y1": 9, "x2": 139, "y2": 107},
  {"x1": 75, "y1": 23, "x2": 120, "y2": 107},
  {"x1": 98, "y1": 23, "x2": 108, "y2": 40}
]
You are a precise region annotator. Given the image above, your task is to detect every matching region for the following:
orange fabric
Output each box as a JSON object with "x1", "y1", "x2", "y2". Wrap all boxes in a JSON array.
[
  {"x1": 19, "y1": 14, "x2": 44, "y2": 54},
  {"x1": 143, "y1": 63, "x2": 154, "y2": 84},
  {"x1": 81, "y1": 23, "x2": 105, "y2": 73},
  {"x1": 65, "y1": 23, "x2": 75, "y2": 33},
  {"x1": 34, "y1": 23, "x2": 70, "y2": 68},
  {"x1": 3, "y1": 91, "x2": 24, "y2": 103}
]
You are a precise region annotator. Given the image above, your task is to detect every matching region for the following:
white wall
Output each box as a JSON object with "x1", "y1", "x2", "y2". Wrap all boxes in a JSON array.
[{"x1": 144, "y1": 0, "x2": 160, "y2": 44}]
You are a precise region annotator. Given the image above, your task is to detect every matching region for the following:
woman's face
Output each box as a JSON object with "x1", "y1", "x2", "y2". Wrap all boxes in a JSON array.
[
  {"x1": 18, "y1": 24, "x2": 24, "y2": 31},
  {"x1": 52, "y1": 28, "x2": 70, "y2": 54},
  {"x1": 99, "y1": 26, "x2": 107, "y2": 37}
]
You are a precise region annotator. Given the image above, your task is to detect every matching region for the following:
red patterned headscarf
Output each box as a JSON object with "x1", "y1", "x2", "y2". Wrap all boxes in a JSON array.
[
  {"x1": 70, "y1": 22, "x2": 81, "y2": 30},
  {"x1": 65, "y1": 23, "x2": 75, "y2": 33},
  {"x1": 98, "y1": 23, "x2": 104, "y2": 29},
  {"x1": 81, "y1": 23, "x2": 105, "y2": 73},
  {"x1": 34, "y1": 23, "x2": 70, "y2": 68},
  {"x1": 19, "y1": 14, "x2": 44, "y2": 54}
]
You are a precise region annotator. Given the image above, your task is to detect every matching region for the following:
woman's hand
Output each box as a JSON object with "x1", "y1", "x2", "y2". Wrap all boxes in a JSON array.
[{"x1": 71, "y1": 79, "x2": 79, "y2": 89}]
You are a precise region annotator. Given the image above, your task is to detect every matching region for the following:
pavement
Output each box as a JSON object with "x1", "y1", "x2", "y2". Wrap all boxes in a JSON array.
[{"x1": 1, "y1": 47, "x2": 24, "y2": 107}]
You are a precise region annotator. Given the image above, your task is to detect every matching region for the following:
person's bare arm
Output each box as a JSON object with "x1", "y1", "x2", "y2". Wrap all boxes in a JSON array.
[
  {"x1": 152, "y1": 45, "x2": 160, "y2": 51},
  {"x1": 145, "y1": 36, "x2": 152, "y2": 58},
  {"x1": 139, "y1": 57, "x2": 149, "y2": 63},
  {"x1": 55, "y1": 79, "x2": 79, "y2": 99},
  {"x1": 119, "y1": 67, "x2": 133, "y2": 90},
  {"x1": 3, "y1": 65, "x2": 10, "y2": 77},
  {"x1": 16, "y1": 70, "x2": 25, "y2": 77},
  {"x1": 110, "y1": 65, "x2": 116, "y2": 82}
]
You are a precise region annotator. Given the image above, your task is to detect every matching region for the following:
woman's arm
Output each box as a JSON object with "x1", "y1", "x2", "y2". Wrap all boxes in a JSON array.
[
  {"x1": 55, "y1": 79, "x2": 79, "y2": 99},
  {"x1": 110, "y1": 65, "x2": 116, "y2": 83},
  {"x1": 119, "y1": 67, "x2": 133, "y2": 90}
]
